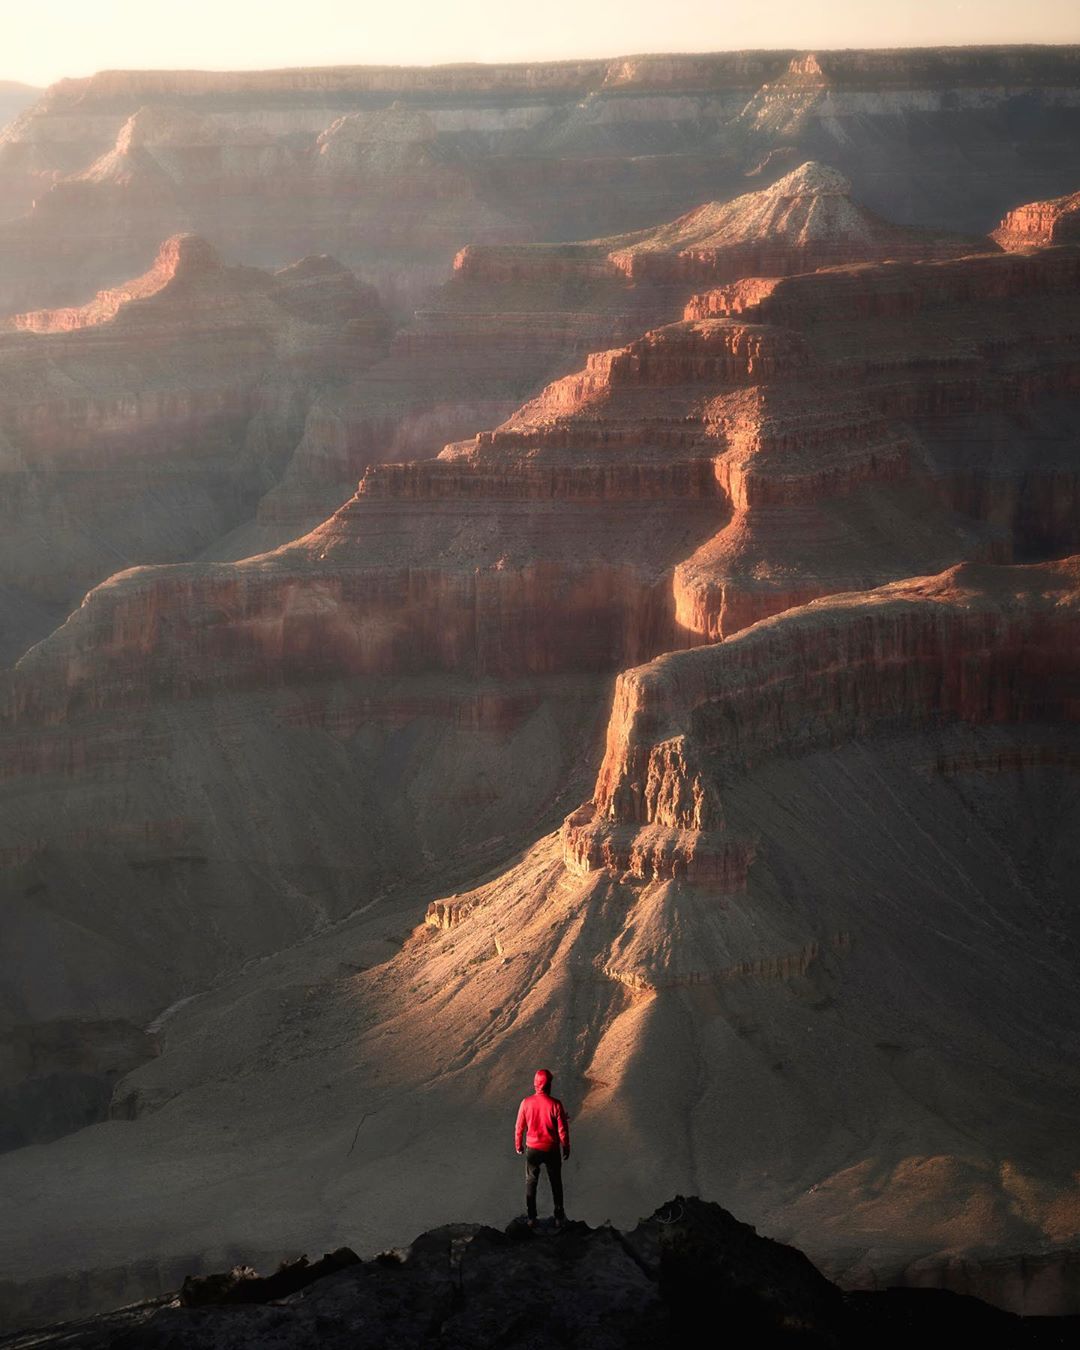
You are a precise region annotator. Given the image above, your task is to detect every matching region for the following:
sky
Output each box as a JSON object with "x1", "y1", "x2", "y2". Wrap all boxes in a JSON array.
[{"x1": 5, "y1": 0, "x2": 1080, "y2": 88}]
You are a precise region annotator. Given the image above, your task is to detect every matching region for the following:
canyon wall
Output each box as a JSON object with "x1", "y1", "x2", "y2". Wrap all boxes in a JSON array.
[
  {"x1": 0, "y1": 233, "x2": 389, "y2": 663},
  {"x1": 2, "y1": 562, "x2": 1077, "y2": 1326},
  {"x1": 249, "y1": 161, "x2": 982, "y2": 542},
  {"x1": 0, "y1": 48, "x2": 1078, "y2": 315},
  {"x1": 0, "y1": 243, "x2": 1076, "y2": 1155},
  {"x1": 993, "y1": 188, "x2": 1080, "y2": 249},
  {"x1": 567, "y1": 557, "x2": 1080, "y2": 883},
  {"x1": 0, "y1": 157, "x2": 990, "y2": 605}
]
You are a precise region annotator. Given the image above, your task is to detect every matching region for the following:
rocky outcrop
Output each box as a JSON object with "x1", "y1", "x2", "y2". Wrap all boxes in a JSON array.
[
  {"x1": 178, "y1": 1247, "x2": 361, "y2": 1308},
  {"x1": 992, "y1": 189, "x2": 1080, "y2": 250},
  {"x1": 11, "y1": 232, "x2": 224, "y2": 330},
  {"x1": 606, "y1": 161, "x2": 984, "y2": 283},
  {"x1": 673, "y1": 246, "x2": 1080, "y2": 639},
  {"x1": 686, "y1": 244, "x2": 1080, "y2": 324},
  {"x1": 566, "y1": 557, "x2": 1080, "y2": 882},
  {"x1": 0, "y1": 233, "x2": 389, "y2": 663},
  {"x1": 8, "y1": 1197, "x2": 1073, "y2": 1347}
]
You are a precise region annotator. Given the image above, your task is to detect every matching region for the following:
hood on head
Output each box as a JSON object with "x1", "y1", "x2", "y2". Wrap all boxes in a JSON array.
[{"x1": 534, "y1": 1068, "x2": 552, "y2": 1092}]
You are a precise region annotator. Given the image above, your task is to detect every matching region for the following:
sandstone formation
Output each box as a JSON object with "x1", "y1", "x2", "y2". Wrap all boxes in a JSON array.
[
  {"x1": 1, "y1": 244, "x2": 1076, "y2": 1112},
  {"x1": 0, "y1": 232, "x2": 389, "y2": 663},
  {"x1": 993, "y1": 189, "x2": 1080, "y2": 250},
  {"x1": 6, "y1": 1199, "x2": 1074, "y2": 1348},
  {"x1": 249, "y1": 162, "x2": 981, "y2": 544},
  {"x1": 18, "y1": 240, "x2": 1080, "y2": 720},
  {"x1": 0, "y1": 155, "x2": 1000, "y2": 628},
  {"x1": 0, "y1": 48, "x2": 1078, "y2": 315},
  {"x1": 604, "y1": 161, "x2": 983, "y2": 283},
  {"x1": 565, "y1": 557, "x2": 1080, "y2": 887},
  {"x1": 672, "y1": 246, "x2": 1080, "y2": 635},
  {"x1": 418, "y1": 244, "x2": 1077, "y2": 644},
  {"x1": 1, "y1": 562, "x2": 1078, "y2": 1329}
]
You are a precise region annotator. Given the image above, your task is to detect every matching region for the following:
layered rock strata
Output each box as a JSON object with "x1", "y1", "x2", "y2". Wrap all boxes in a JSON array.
[
  {"x1": 992, "y1": 189, "x2": 1080, "y2": 250},
  {"x1": 565, "y1": 557, "x2": 1080, "y2": 886},
  {"x1": 673, "y1": 246, "x2": 1080, "y2": 637},
  {"x1": 0, "y1": 233, "x2": 389, "y2": 663},
  {"x1": 0, "y1": 48, "x2": 1079, "y2": 315},
  {"x1": 605, "y1": 161, "x2": 984, "y2": 283},
  {"x1": 250, "y1": 161, "x2": 981, "y2": 542},
  {"x1": 3, "y1": 242, "x2": 1077, "y2": 1014}
]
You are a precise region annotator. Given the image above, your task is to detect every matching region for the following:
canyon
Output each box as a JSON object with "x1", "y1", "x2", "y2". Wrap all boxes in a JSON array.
[
  {"x1": 254, "y1": 160, "x2": 983, "y2": 541},
  {"x1": 1, "y1": 559, "x2": 1078, "y2": 1331},
  {"x1": 0, "y1": 47, "x2": 1079, "y2": 318},
  {"x1": 0, "y1": 44, "x2": 1077, "y2": 1338},
  {"x1": 0, "y1": 160, "x2": 984, "y2": 621}
]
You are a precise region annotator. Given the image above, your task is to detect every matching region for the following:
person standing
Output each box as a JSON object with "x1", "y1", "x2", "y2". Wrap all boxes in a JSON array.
[{"x1": 514, "y1": 1067, "x2": 570, "y2": 1227}]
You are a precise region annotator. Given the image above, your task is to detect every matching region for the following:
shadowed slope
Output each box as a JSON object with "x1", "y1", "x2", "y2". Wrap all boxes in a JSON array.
[
  {"x1": 1, "y1": 561, "x2": 1078, "y2": 1327},
  {"x1": 0, "y1": 234, "x2": 389, "y2": 664}
]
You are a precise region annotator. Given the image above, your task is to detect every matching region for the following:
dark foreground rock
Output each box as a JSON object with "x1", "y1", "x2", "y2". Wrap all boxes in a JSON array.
[
  {"x1": 178, "y1": 1248, "x2": 362, "y2": 1307},
  {"x1": 1, "y1": 1198, "x2": 1075, "y2": 1348}
]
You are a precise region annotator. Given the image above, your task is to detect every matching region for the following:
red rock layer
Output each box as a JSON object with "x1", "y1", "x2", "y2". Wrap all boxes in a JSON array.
[
  {"x1": 670, "y1": 246, "x2": 1080, "y2": 640},
  {"x1": 686, "y1": 246, "x2": 1080, "y2": 324},
  {"x1": 260, "y1": 162, "x2": 956, "y2": 541},
  {"x1": 565, "y1": 557, "x2": 1080, "y2": 883},
  {"x1": 991, "y1": 189, "x2": 1080, "y2": 250},
  {"x1": 10, "y1": 234, "x2": 224, "y2": 332},
  {"x1": 7, "y1": 244, "x2": 1080, "y2": 718},
  {"x1": 583, "y1": 556, "x2": 1080, "y2": 810}
]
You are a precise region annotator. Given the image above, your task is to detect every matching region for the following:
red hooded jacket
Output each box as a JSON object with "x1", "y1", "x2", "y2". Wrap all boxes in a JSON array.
[{"x1": 514, "y1": 1069, "x2": 570, "y2": 1154}]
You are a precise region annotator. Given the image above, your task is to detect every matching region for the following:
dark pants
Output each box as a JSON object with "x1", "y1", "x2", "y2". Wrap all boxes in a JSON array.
[{"x1": 524, "y1": 1146, "x2": 564, "y2": 1220}]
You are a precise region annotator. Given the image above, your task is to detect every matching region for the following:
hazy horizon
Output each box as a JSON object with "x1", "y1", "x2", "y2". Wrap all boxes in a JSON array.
[{"x1": 8, "y1": 0, "x2": 1080, "y2": 88}]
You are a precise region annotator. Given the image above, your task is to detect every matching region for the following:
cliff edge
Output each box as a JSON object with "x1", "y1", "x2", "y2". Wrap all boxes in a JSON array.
[{"x1": 2, "y1": 1197, "x2": 1073, "y2": 1349}]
